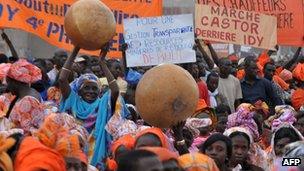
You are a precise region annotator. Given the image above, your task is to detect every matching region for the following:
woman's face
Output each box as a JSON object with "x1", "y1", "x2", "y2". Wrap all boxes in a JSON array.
[
  {"x1": 275, "y1": 137, "x2": 291, "y2": 157},
  {"x1": 135, "y1": 134, "x2": 162, "y2": 149},
  {"x1": 215, "y1": 116, "x2": 228, "y2": 133},
  {"x1": 231, "y1": 135, "x2": 249, "y2": 164},
  {"x1": 79, "y1": 82, "x2": 100, "y2": 103},
  {"x1": 205, "y1": 140, "x2": 228, "y2": 165}
]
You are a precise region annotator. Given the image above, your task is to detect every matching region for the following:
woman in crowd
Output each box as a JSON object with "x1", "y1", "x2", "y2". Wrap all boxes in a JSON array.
[
  {"x1": 224, "y1": 127, "x2": 264, "y2": 171},
  {"x1": 58, "y1": 45, "x2": 123, "y2": 168},
  {"x1": 135, "y1": 128, "x2": 169, "y2": 149},
  {"x1": 200, "y1": 133, "x2": 232, "y2": 171}
]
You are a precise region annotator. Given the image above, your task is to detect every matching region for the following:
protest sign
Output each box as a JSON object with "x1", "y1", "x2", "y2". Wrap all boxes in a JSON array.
[
  {"x1": 0, "y1": 0, "x2": 162, "y2": 58},
  {"x1": 195, "y1": 4, "x2": 277, "y2": 50},
  {"x1": 196, "y1": 0, "x2": 304, "y2": 46},
  {"x1": 124, "y1": 14, "x2": 196, "y2": 67}
]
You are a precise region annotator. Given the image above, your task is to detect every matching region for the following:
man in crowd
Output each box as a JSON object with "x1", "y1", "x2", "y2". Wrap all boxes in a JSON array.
[
  {"x1": 47, "y1": 49, "x2": 68, "y2": 85},
  {"x1": 217, "y1": 58, "x2": 242, "y2": 113},
  {"x1": 241, "y1": 57, "x2": 283, "y2": 112}
]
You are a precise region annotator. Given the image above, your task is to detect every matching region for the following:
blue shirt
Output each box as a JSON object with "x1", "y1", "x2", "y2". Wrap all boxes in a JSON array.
[{"x1": 241, "y1": 77, "x2": 283, "y2": 107}]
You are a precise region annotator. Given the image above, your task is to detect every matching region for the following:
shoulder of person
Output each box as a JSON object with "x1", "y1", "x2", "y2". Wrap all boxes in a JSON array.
[{"x1": 229, "y1": 75, "x2": 240, "y2": 83}]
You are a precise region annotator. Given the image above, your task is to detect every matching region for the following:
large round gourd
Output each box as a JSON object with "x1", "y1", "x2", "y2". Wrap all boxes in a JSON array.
[
  {"x1": 64, "y1": 0, "x2": 116, "y2": 50},
  {"x1": 136, "y1": 64, "x2": 199, "y2": 128}
]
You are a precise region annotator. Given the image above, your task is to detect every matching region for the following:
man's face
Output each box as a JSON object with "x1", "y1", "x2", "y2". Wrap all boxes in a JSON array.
[
  {"x1": 219, "y1": 60, "x2": 232, "y2": 77},
  {"x1": 207, "y1": 75, "x2": 219, "y2": 92},
  {"x1": 264, "y1": 64, "x2": 276, "y2": 80},
  {"x1": 54, "y1": 50, "x2": 68, "y2": 69},
  {"x1": 245, "y1": 61, "x2": 259, "y2": 79}
]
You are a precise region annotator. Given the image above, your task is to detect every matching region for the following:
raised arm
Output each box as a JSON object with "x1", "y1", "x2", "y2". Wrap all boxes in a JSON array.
[
  {"x1": 58, "y1": 47, "x2": 80, "y2": 100},
  {"x1": 267, "y1": 45, "x2": 279, "y2": 57},
  {"x1": 195, "y1": 39, "x2": 214, "y2": 69},
  {"x1": 1, "y1": 30, "x2": 18, "y2": 59},
  {"x1": 206, "y1": 43, "x2": 219, "y2": 67},
  {"x1": 120, "y1": 43, "x2": 128, "y2": 75},
  {"x1": 99, "y1": 44, "x2": 119, "y2": 110},
  {"x1": 284, "y1": 47, "x2": 302, "y2": 70}
]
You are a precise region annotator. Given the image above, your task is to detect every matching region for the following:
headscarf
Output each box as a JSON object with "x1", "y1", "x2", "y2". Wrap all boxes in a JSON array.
[
  {"x1": 223, "y1": 126, "x2": 253, "y2": 144},
  {"x1": 227, "y1": 103, "x2": 259, "y2": 141},
  {"x1": 292, "y1": 63, "x2": 304, "y2": 81},
  {"x1": 141, "y1": 147, "x2": 178, "y2": 162},
  {"x1": 185, "y1": 118, "x2": 212, "y2": 138},
  {"x1": 270, "y1": 105, "x2": 297, "y2": 132},
  {"x1": 0, "y1": 135, "x2": 15, "y2": 171},
  {"x1": 35, "y1": 113, "x2": 89, "y2": 149},
  {"x1": 55, "y1": 134, "x2": 83, "y2": 159},
  {"x1": 279, "y1": 69, "x2": 293, "y2": 81},
  {"x1": 9, "y1": 96, "x2": 46, "y2": 135},
  {"x1": 291, "y1": 88, "x2": 304, "y2": 110},
  {"x1": 135, "y1": 128, "x2": 169, "y2": 149},
  {"x1": 47, "y1": 86, "x2": 61, "y2": 105},
  {"x1": 110, "y1": 134, "x2": 135, "y2": 157},
  {"x1": 125, "y1": 69, "x2": 142, "y2": 85},
  {"x1": 0, "y1": 93, "x2": 15, "y2": 118},
  {"x1": 273, "y1": 75, "x2": 290, "y2": 91},
  {"x1": 14, "y1": 137, "x2": 66, "y2": 171},
  {"x1": 253, "y1": 100, "x2": 270, "y2": 118},
  {"x1": 195, "y1": 99, "x2": 208, "y2": 114},
  {"x1": 70, "y1": 73, "x2": 101, "y2": 92},
  {"x1": 178, "y1": 153, "x2": 219, "y2": 171},
  {"x1": 0, "y1": 59, "x2": 41, "y2": 84}
]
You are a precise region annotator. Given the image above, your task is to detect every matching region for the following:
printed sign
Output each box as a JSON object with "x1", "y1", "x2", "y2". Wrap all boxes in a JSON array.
[
  {"x1": 196, "y1": 0, "x2": 304, "y2": 46},
  {"x1": 0, "y1": 0, "x2": 162, "y2": 58},
  {"x1": 195, "y1": 4, "x2": 277, "y2": 50},
  {"x1": 124, "y1": 14, "x2": 196, "y2": 67}
]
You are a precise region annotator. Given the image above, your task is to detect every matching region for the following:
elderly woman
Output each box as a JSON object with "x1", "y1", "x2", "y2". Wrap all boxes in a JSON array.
[{"x1": 58, "y1": 46, "x2": 121, "y2": 169}]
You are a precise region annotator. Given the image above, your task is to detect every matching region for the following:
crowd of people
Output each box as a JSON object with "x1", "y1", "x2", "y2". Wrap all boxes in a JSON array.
[{"x1": 0, "y1": 29, "x2": 303, "y2": 171}]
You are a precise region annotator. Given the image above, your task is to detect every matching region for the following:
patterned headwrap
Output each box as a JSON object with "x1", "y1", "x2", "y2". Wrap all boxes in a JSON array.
[
  {"x1": 223, "y1": 126, "x2": 253, "y2": 144},
  {"x1": 35, "y1": 113, "x2": 89, "y2": 149},
  {"x1": 110, "y1": 134, "x2": 135, "y2": 157},
  {"x1": 178, "y1": 153, "x2": 219, "y2": 171},
  {"x1": 264, "y1": 105, "x2": 297, "y2": 131},
  {"x1": 9, "y1": 96, "x2": 46, "y2": 135},
  {"x1": 14, "y1": 137, "x2": 66, "y2": 171},
  {"x1": 185, "y1": 118, "x2": 212, "y2": 138},
  {"x1": 292, "y1": 63, "x2": 304, "y2": 81},
  {"x1": 279, "y1": 69, "x2": 293, "y2": 81},
  {"x1": 55, "y1": 134, "x2": 82, "y2": 159},
  {"x1": 135, "y1": 128, "x2": 170, "y2": 149},
  {"x1": 227, "y1": 103, "x2": 259, "y2": 141},
  {"x1": 0, "y1": 93, "x2": 16, "y2": 118},
  {"x1": 70, "y1": 73, "x2": 101, "y2": 92},
  {"x1": 141, "y1": 147, "x2": 178, "y2": 162},
  {"x1": 0, "y1": 59, "x2": 41, "y2": 84},
  {"x1": 271, "y1": 105, "x2": 297, "y2": 132}
]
